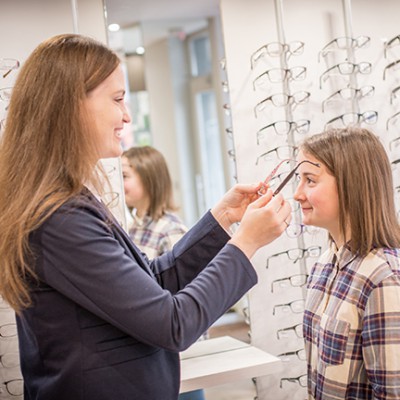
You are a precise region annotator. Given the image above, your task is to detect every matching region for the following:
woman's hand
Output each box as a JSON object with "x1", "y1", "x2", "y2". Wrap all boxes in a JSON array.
[
  {"x1": 228, "y1": 189, "x2": 292, "y2": 259},
  {"x1": 210, "y1": 183, "x2": 262, "y2": 232}
]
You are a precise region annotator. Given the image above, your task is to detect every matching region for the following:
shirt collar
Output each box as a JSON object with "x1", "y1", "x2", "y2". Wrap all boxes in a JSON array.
[{"x1": 329, "y1": 241, "x2": 358, "y2": 270}]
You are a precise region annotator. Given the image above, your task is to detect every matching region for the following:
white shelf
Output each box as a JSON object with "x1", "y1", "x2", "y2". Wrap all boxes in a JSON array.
[{"x1": 180, "y1": 336, "x2": 282, "y2": 393}]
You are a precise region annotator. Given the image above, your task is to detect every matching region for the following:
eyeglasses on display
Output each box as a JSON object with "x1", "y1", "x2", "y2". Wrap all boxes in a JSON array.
[
  {"x1": 387, "y1": 111, "x2": 400, "y2": 131},
  {"x1": 271, "y1": 274, "x2": 309, "y2": 293},
  {"x1": 285, "y1": 223, "x2": 321, "y2": 238},
  {"x1": 0, "y1": 87, "x2": 12, "y2": 102},
  {"x1": 253, "y1": 66, "x2": 306, "y2": 89},
  {"x1": 0, "y1": 58, "x2": 20, "y2": 79},
  {"x1": 256, "y1": 119, "x2": 310, "y2": 144},
  {"x1": 266, "y1": 245, "x2": 321, "y2": 268},
  {"x1": 254, "y1": 91, "x2": 310, "y2": 117},
  {"x1": 384, "y1": 34, "x2": 400, "y2": 58},
  {"x1": 280, "y1": 374, "x2": 307, "y2": 388},
  {"x1": 0, "y1": 352, "x2": 19, "y2": 368},
  {"x1": 383, "y1": 59, "x2": 400, "y2": 80},
  {"x1": 322, "y1": 85, "x2": 374, "y2": 112},
  {"x1": 276, "y1": 323, "x2": 304, "y2": 340},
  {"x1": 319, "y1": 61, "x2": 371, "y2": 89},
  {"x1": 0, "y1": 323, "x2": 17, "y2": 338},
  {"x1": 318, "y1": 35, "x2": 370, "y2": 61},
  {"x1": 250, "y1": 41, "x2": 304, "y2": 69},
  {"x1": 277, "y1": 348, "x2": 306, "y2": 362},
  {"x1": 325, "y1": 110, "x2": 378, "y2": 129},
  {"x1": 273, "y1": 299, "x2": 305, "y2": 315},
  {"x1": 0, "y1": 379, "x2": 23, "y2": 396},
  {"x1": 102, "y1": 191, "x2": 120, "y2": 208},
  {"x1": 390, "y1": 86, "x2": 400, "y2": 104},
  {"x1": 256, "y1": 146, "x2": 298, "y2": 166}
]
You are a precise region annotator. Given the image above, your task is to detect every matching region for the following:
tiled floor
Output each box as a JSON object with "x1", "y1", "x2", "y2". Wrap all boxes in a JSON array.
[{"x1": 202, "y1": 313, "x2": 257, "y2": 400}]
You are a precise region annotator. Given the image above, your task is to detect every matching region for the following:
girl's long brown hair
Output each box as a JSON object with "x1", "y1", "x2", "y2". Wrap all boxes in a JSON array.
[
  {"x1": 123, "y1": 146, "x2": 177, "y2": 220},
  {"x1": 0, "y1": 34, "x2": 120, "y2": 311},
  {"x1": 301, "y1": 127, "x2": 400, "y2": 256}
]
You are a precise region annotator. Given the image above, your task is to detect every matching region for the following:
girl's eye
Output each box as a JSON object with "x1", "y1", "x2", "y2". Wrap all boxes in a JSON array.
[{"x1": 306, "y1": 178, "x2": 315, "y2": 184}]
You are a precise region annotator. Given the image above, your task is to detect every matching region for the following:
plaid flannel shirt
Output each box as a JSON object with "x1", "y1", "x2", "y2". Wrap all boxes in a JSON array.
[
  {"x1": 304, "y1": 243, "x2": 400, "y2": 400},
  {"x1": 128, "y1": 211, "x2": 187, "y2": 259}
]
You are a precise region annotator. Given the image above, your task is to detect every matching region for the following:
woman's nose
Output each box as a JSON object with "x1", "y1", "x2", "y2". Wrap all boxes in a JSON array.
[{"x1": 123, "y1": 104, "x2": 132, "y2": 123}]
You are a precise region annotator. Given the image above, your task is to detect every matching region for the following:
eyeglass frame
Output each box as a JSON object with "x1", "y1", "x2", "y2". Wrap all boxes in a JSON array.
[
  {"x1": 276, "y1": 323, "x2": 304, "y2": 340},
  {"x1": 318, "y1": 35, "x2": 370, "y2": 61},
  {"x1": 254, "y1": 91, "x2": 310, "y2": 117},
  {"x1": 386, "y1": 111, "x2": 400, "y2": 131},
  {"x1": 271, "y1": 273, "x2": 309, "y2": 293},
  {"x1": 384, "y1": 35, "x2": 400, "y2": 58},
  {"x1": 250, "y1": 41, "x2": 304, "y2": 69},
  {"x1": 322, "y1": 85, "x2": 375, "y2": 112},
  {"x1": 273, "y1": 299, "x2": 305, "y2": 315},
  {"x1": 255, "y1": 146, "x2": 298, "y2": 166},
  {"x1": 0, "y1": 58, "x2": 20, "y2": 79},
  {"x1": 319, "y1": 61, "x2": 371, "y2": 89},
  {"x1": 1, "y1": 378, "x2": 24, "y2": 396},
  {"x1": 269, "y1": 159, "x2": 320, "y2": 196},
  {"x1": 266, "y1": 244, "x2": 322, "y2": 268},
  {"x1": 256, "y1": 119, "x2": 310, "y2": 144},
  {"x1": 0, "y1": 87, "x2": 13, "y2": 102},
  {"x1": 285, "y1": 222, "x2": 321, "y2": 238},
  {"x1": 258, "y1": 159, "x2": 320, "y2": 197},
  {"x1": 390, "y1": 86, "x2": 400, "y2": 104},
  {"x1": 0, "y1": 323, "x2": 17, "y2": 338},
  {"x1": 383, "y1": 59, "x2": 400, "y2": 80},
  {"x1": 253, "y1": 66, "x2": 306, "y2": 89},
  {"x1": 280, "y1": 374, "x2": 307, "y2": 388},
  {"x1": 277, "y1": 348, "x2": 306, "y2": 362},
  {"x1": 325, "y1": 110, "x2": 378, "y2": 129},
  {"x1": 0, "y1": 352, "x2": 20, "y2": 368}
]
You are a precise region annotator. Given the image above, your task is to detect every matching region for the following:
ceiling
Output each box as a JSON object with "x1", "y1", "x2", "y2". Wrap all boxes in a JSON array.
[{"x1": 104, "y1": 0, "x2": 220, "y2": 29}]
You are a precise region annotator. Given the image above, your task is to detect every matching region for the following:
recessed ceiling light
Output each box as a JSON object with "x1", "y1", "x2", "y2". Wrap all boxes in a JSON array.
[
  {"x1": 108, "y1": 23, "x2": 120, "y2": 32},
  {"x1": 135, "y1": 46, "x2": 145, "y2": 55}
]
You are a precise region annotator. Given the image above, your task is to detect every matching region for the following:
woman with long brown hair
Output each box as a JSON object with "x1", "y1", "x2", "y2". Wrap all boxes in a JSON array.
[{"x1": 0, "y1": 34, "x2": 291, "y2": 399}]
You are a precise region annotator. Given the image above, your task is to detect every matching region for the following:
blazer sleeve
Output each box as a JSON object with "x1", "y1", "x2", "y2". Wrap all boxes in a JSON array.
[{"x1": 33, "y1": 199, "x2": 257, "y2": 352}]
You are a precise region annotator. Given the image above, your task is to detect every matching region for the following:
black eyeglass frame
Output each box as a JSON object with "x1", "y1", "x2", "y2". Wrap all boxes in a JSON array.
[{"x1": 273, "y1": 160, "x2": 320, "y2": 195}]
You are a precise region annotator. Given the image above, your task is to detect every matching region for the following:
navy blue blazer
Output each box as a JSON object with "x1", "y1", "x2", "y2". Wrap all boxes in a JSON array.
[{"x1": 18, "y1": 189, "x2": 257, "y2": 400}]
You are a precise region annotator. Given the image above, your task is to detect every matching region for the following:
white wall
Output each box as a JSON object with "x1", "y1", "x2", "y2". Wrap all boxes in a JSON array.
[{"x1": 143, "y1": 33, "x2": 199, "y2": 226}]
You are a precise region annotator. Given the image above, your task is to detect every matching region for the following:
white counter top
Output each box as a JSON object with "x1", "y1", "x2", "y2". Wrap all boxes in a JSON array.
[{"x1": 180, "y1": 336, "x2": 282, "y2": 393}]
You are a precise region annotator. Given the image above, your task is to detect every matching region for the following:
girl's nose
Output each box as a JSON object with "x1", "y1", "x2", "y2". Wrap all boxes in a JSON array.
[{"x1": 293, "y1": 182, "x2": 304, "y2": 202}]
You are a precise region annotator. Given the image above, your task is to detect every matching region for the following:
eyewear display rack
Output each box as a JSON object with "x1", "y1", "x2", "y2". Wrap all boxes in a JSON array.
[{"x1": 219, "y1": 0, "x2": 400, "y2": 398}]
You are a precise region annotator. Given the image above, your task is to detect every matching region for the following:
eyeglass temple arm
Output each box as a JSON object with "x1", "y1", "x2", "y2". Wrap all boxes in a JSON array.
[{"x1": 273, "y1": 160, "x2": 320, "y2": 196}]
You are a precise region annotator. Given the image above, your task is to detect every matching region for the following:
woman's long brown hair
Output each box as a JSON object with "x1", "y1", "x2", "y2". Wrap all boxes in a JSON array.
[{"x1": 0, "y1": 34, "x2": 120, "y2": 311}]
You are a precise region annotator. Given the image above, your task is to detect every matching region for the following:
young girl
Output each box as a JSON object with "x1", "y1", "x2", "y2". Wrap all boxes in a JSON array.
[
  {"x1": 294, "y1": 127, "x2": 400, "y2": 399},
  {"x1": 122, "y1": 146, "x2": 187, "y2": 259}
]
